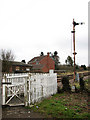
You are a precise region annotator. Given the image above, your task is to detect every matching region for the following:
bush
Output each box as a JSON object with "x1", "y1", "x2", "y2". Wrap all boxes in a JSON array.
[
  {"x1": 81, "y1": 65, "x2": 87, "y2": 70},
  {"x1": 79, "y1": 77, "x2": 85, "y2": 91},
  {"x1": 61, "y1": 76, "x2": 71, "y2": 92}
]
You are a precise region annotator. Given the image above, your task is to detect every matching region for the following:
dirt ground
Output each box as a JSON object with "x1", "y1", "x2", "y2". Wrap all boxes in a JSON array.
[{"x1": 2, "y1": 106, "x2": 45, "y2": 119}]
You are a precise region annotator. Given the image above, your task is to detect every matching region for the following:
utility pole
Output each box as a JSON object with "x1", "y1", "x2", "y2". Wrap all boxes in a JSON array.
[{"x1": 71, "y1": 19, "x2": 84, "y2": 81}]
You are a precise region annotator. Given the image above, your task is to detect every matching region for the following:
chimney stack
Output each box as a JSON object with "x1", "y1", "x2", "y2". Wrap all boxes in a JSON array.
[{"x1": 47, "y1": 52, "x2": 49, "y2": 57}]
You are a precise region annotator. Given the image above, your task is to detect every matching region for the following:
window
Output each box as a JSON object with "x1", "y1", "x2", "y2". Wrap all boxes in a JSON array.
[
  {"x1": 15, "y1": 66, "x2": 20, "y2": 71},
  {"x1": 26, "y1": 68, "x2": 30, "y2": 71}
]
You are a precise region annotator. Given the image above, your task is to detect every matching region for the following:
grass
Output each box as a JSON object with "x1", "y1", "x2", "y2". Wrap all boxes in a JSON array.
[
  {"x1": 26, "y1": 92, "x2": 89, "y2": 118},
  {"x1": 25, "y1": 76, "x2": 89, "y2": 118}
]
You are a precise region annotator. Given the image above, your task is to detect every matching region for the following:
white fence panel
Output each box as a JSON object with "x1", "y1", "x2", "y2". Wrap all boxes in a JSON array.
[{"x1": 27, "y1": 71, "x2": 57, "y2": 105}]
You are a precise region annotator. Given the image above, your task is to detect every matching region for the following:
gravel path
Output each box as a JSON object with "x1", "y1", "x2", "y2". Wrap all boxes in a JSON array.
[{"x1": 2, "y1": 106, "x2": 45, "y2": 119}]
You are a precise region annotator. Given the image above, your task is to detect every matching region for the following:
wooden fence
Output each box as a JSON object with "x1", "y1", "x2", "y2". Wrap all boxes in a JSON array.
[
  {"x1": 56, "y1": 71, "x2": 90, "y2": 88},
  {"x1": 56, "y1": 71, "x2": 90, "y2": 82},
  {"x1": 2, "y1": 70, "x2": 57, "y2": 106},
  {"x1": 25, "y1": 71, "x2": 57, "y2": 106}
]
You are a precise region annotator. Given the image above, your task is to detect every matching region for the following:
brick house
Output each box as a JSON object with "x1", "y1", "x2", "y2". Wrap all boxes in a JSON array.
[{"x1": 28, "y1": 53, "x2": 55, "y2": 73}]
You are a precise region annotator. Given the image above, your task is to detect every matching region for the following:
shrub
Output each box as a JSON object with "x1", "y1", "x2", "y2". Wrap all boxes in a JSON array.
[
  {"x1": 61, "y1": 76, "x2": 71, "y2": 92},
  {"x1": 79, "y1": 77, "x2": 85, "y2": 91}
]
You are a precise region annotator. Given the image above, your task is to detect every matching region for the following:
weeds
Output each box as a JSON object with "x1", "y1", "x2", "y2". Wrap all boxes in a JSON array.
[{"x1": 27, "y1": 92, "x2": 89, "y2": 118}]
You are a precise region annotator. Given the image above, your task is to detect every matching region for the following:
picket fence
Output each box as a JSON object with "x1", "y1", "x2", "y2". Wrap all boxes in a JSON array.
[{"x1": 2, "y1": 70, "x2": 57, "y2": 106}]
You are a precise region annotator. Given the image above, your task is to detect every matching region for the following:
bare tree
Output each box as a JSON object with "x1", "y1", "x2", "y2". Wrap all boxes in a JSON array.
[
  {"x1": 0, "y1": 49, "x2": 15, "y2": 61},
  {"x1": 0, "y1": 49, "x2": 15, "y2": 73}
]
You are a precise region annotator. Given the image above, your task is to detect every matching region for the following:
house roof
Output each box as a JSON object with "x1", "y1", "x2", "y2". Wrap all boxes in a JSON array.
[
  {"x1": 28, "y1": 55, "x2": 46, "y2": 64},
  {"x1": 11, "y1": 61, "x2": 32, "y2": 67},
  {"x1": 32, "y1": 64, "x2": 44, "y2": 70}
]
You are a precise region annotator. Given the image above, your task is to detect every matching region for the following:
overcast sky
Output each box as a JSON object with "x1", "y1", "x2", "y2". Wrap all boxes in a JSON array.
[{"x1": 0, "y1": 0, "x2": 89, "y2": 66}]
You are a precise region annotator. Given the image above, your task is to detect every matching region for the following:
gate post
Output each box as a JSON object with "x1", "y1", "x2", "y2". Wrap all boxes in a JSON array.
[
  {"x1": 24, "y1": 74, "x2": 31, "y2": 106},
  {"x1": 2, "y1": 76, "x2": 6, "y2": 105},
  {"x1": 24, "y1": 76, "x2": 28, "y2": 106},
  {"x1": 28, "y1": 74, "x2": 31, "y2": 106},
  {"x1": 0, "y1": 60, "x2": 2, "y2": 119}
]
